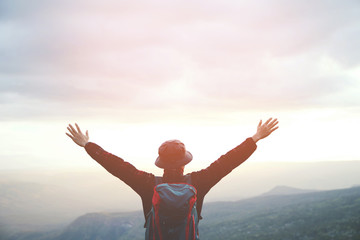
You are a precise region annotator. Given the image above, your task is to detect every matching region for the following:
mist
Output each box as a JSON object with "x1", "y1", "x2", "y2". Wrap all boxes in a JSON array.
[{"x1": 1, "y1": 160, "x2": 359, "y2": 232}]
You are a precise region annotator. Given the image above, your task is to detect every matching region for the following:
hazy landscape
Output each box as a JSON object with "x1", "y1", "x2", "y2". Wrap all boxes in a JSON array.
[
  {"x1": 1, "y1": 160, "x2": 360, "y2": 239},
  {"x1": 2, "y1": 0, "x2": 360, "y2": 239},
  {"x1": 2, "y1": 184, "x2": 360, "y2": 240}
]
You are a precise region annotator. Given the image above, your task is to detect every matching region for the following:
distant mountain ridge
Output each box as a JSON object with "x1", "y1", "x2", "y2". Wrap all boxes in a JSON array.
[
  {"x1": 56, "y1": 212, "x2": 144, "y2": 240},
  {"x1": 2, "y1": 160, "x2": 360, "y2": 231},
  {"x1": 261, "y1": 185, "x2": 319, "y2": 196},
  {"x1": 5, "y1": 186, "x2": 360, "y2": 240}
]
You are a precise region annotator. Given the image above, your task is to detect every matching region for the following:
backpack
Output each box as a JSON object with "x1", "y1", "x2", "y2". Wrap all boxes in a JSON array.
[{"x1": 145, "y1": 176, "x2": 199, "y2": 240}]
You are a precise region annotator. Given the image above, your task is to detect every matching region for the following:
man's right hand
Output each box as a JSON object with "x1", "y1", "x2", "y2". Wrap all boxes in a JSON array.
[{"x1": 66, "y1": 123, "x2": 89, "y2": 147}]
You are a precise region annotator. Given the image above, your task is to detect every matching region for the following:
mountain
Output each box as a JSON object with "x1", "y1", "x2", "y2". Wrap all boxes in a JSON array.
[
  {"x1": 0, "y1": 175, "x2": 142, "y2": 232},
  {"x1": 200, "y1": 186, "x2": 360, "y2": 240},
  {"x1": 54, "y1": 212, "x2": 144, "y2": 240},
  {"x1": 5, "y1": 186, "x2": 360, "y2": 240},
  {"x1": 261, "y1": 185, "x2": 318, "y2": 196},
  {"x1": 2, "y1": 160, "x2": 360, "y2": 229}
]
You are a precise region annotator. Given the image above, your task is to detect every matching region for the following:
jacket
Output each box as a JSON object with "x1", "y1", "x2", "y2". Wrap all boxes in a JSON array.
[{"x1": 85, "y1": 137, "x2": 257, "y2": 220}]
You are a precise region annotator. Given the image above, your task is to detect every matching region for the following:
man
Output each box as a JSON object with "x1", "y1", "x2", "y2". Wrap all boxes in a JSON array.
[{"x1": 66, "y1": 118, "x2": 278, "y2": 239}]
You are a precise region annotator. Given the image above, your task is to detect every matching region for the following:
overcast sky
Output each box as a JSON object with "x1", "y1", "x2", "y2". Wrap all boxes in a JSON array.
[{"x1": 1, "y1": 0, "x2": 359, "y2": 171}]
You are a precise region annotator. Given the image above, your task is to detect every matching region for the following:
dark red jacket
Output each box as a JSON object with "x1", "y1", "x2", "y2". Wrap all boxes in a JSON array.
[{"x1": 85, "y1": 138, "x2": 257, "y2": 221}]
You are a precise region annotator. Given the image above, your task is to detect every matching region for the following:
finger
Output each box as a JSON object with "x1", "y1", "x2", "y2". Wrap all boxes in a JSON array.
[
  {"x1": 269, "y1": 118, "x2": 277, "y2": 125},
  {"x1": 258, "y1": 120, "x2": 262, "y2": 128},
  {"x1": 69, "y1": 124, "x2": 77, "y2": 134},
  {"x1": 269, "y1": 119, "x2": 279, "y2": 128},
  {"x1": 269, "y1": 126, "x2": 279, "y2": 133},
  {"x1": 67, "y1": 127, "x2": 75, "y2": 136},
  {"x1": 265, "y1": 118, "x2": 272, "y2": 125},
  {"x1": 66, "y1": 133, "x2": 74, "y2": 140},
  {"x1": 86, "y1": 130, "x2": 89, "y2": 138},
  {"x1": 75, "y1": 123, "x2": 82, "y2": 134},
  {"x1": 67, "y1": 126, "x2": 76, "y2": 136}
]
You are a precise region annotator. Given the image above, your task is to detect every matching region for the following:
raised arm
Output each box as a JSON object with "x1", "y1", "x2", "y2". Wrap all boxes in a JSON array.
[
  {"x1": 191, "y1": 118, "x2": 279, "y2": 192},
  {"x1": 65, "y1": 123, "x2": 154, "y2": 195}
]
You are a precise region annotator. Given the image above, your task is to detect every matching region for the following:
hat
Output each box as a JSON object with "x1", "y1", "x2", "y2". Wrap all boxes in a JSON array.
[{"x1": 155, "y1": 140, "x2": 193, "y2": 169}]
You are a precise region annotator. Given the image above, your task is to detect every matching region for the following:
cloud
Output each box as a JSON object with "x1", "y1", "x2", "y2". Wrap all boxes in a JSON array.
[{"x1": 0, "y1": 0, "x2": 360, "y2": 121}]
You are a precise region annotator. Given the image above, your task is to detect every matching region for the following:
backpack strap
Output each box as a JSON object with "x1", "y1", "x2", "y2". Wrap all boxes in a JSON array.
[
  {"x1": 183, "y1": 174, "x2": 192, "y2": 185},
  {"x1": 155, "y1": 176, "x2": 163, "y2": 185}
]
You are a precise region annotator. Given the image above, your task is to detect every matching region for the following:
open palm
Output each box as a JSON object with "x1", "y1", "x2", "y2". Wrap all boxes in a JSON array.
[{"x1": 66, "y1": 123, "x2": 89, "y2": 147}]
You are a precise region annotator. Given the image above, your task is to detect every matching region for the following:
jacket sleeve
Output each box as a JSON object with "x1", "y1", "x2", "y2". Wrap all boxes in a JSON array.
[
  {"x1": 84, "y1": 142, "x2": 155, "y2": 195},
  {"x1": 191, "y1": 137, "x2": 257, "y2": 194}
]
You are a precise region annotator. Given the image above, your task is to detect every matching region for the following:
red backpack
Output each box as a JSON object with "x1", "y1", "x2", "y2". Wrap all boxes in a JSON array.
[{"x1": 145, "y1": 176, "x2": 199, "y2": 240}]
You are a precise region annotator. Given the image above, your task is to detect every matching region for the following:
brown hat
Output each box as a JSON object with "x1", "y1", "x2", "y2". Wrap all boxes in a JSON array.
[{"x1": 155, "y1": 140, "x2": 193, "y2": 169}]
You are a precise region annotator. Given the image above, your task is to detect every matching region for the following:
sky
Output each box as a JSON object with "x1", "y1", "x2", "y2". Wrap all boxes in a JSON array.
[{"x1": 0, "y1": 0, "x2": 359, "y2": 171}]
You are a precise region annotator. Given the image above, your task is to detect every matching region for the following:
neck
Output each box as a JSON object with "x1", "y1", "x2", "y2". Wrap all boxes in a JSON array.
[{"x1": 163, "y1": 168, "x2": 184, "y2": 182}]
